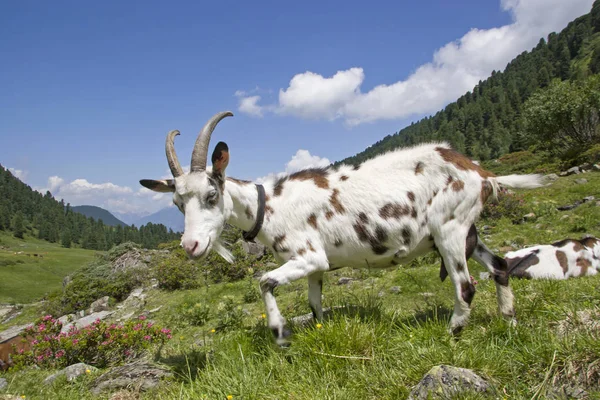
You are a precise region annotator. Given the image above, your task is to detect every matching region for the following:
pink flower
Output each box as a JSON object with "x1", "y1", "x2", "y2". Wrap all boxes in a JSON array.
[
  {"x1": 38, "y1": 324, "x2": 46, "y2": 332},
  {"x1": 143, "y1": 335, "x2": 151, "y2": 341},
  {"x1": 72, "y1": 339, "x2": 79, "y2": 345},
  {"x1": 55, "y1": 350, "x2": 65, "y2": 358},
  {"x1": 147, "y1": 322, "x2": 154, "y2": 328},
  {"x1": 31, "y1": 340, "x2": 39, "y2": 345},
  {"x1": 42, "y1": 315, "x2": 53, "y2": 322},
  {"x1": 161, "y1": 328, "x2": 171, "y2": 334},
  {"x1": 138, "y1": 315, "x2": 147, "y2": 320}
]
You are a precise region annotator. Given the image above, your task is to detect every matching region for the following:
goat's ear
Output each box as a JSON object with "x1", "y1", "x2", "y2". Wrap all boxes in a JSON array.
[
  {"x1": 139, "y1": 179, "x2": 176, "y2": 193},
  {"x1": 211, "y1": 141, "x2": 229, "y2": 178}
]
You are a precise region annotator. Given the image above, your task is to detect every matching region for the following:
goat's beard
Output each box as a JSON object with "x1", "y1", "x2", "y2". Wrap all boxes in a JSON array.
[{"x1": 213, "y1": 240, "x2": 235, "y2": 263}]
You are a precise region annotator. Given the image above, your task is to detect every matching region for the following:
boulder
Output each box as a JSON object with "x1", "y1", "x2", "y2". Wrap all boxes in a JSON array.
[
  {"x1": 593, "y1": 164, "x2": 600, "y2": 171},
  {"x1": 575, "y1": 178, "x2": 588, "y2": 185},
  {"x1": 408, "y1": 365, "x2": 490, "y2": 400},
  {"x1": 239, "y1": 240, "x2": 266, "y2": 258},
  {"x1": 389, "y1": 286, "x2": 401, "y2": 294},
  {"x1": 337, "y1": 277, "x2": 353, "y2": 285},
  {"x1": 91, "y1": 360, "x2": 173, "y2": 394},
  {"x1": 89, "y1": 296, "x2": 110, "y2": 313},
  {"x1": 0, "y1": 378, "x2": 6, "y2": 390},
  {"x1": 60, "y1": 311, "x2": 113, "y2": 334},
  {"x1": 44, "y1": 363, "x2": 97, "y2": 385},
  {"x1": 567, "y1": 166, "x2": 581, "y2": 175}
]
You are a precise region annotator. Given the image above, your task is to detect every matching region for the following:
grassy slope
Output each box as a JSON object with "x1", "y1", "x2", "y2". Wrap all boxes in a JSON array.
[
  {"x1": 2, "y1": 172, "x2": 600, "y2": 399},
  {"x1": 0, "y1": 232, "x2": 97, "y2": 304}
]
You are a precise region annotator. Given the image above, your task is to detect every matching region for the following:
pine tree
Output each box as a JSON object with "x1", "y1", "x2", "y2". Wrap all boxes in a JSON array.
[{"x1": 12, "y1": 211, "x2": 25, "y2": 239}]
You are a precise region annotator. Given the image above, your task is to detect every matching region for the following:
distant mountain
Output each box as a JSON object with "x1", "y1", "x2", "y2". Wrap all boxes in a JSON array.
[
  {"x1": 134, "y1": 207, "x2": 183, "y2": 233},
  {"x1": 111, "y1": 211, "x2": 149, "y2": 225},
  {"x1": 71, "y1": 205, "x2": 128, "y2": 227}
]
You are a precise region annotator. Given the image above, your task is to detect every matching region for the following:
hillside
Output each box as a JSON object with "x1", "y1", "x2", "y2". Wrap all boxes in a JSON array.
[
  {"x1": 133, "y1": 207, "x2": 183, "y2": 233},
  {"x1": 71, "y1": 205, "x2": 128, "y2": 228},
  {"x1": 0, "y1": 164, "x2": 180, "y2": 251},
  {"x1": 336, "y1": 1, "x2": 600, "y2": 167}
]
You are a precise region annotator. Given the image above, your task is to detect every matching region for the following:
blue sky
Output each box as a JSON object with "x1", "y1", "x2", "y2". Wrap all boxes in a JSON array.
[{"x1": 0, "y1": 0, "x2": 594, "y2": 217}]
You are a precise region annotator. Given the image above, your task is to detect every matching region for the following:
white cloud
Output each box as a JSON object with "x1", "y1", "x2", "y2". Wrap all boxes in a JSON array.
[
  {"x1": 254, "y1": 149, "x2": 331, "y2": 184},
  {"x1": 8, "y1": 167, "x2": 28, "y2": 181},
  {"x1": 236, "y1": 0, "x2": 594, "y2": 125}
]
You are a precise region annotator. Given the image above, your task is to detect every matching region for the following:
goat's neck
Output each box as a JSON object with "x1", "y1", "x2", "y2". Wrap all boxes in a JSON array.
[{"x1": 223, "y1": 178, "x2": 261, "y2": 233}]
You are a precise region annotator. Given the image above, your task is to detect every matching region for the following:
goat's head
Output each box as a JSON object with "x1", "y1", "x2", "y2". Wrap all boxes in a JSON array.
[{"x1": 140, "y1": 111, "x2": 234, "y2": 261}]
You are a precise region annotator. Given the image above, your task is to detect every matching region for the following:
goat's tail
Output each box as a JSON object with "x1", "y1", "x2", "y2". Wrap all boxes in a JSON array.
[{"x1": 488, "y1": 174, "x2": 549, "y2": 202}]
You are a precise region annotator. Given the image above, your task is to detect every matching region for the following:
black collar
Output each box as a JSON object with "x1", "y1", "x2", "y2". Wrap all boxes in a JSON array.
[{"x1": 242, "y1": 184, "x2": 265, "y2": 242}]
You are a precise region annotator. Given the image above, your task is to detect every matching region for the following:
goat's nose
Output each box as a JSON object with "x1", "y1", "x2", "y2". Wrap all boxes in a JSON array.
[{"x1": 182, "y1": 240, "x2": 199, "y2": 255}]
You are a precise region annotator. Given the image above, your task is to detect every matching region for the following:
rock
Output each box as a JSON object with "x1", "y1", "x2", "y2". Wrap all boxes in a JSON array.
[
  {"x1": 593, "y1": 164, "x2": 600, "y2": 171},
  {"x1": 58, "y1": 314, "x2": 77, "y2": 325},
  {"x1": 239, "y1": 240, "x2": 266, "y2": 258},
  {"x1": 523, "y1": 212, "x2": 536, "y2": 221},
  {"x1": 580, "y1": 162, "x2": 592, "y2": 170},
  {"x1": 60, "y1": 311, "x2": 113, "y2": 334},
  {"x1": 583, "y1": 196, "x2": 595, "y2": 202},
  {"x1": 337, "y1": 277, "x2": 353, "y2": 285},
  {"x1": 575, "y1": 178, "x2": 588, "y2": 184},
  {"x1": 44, "y1": 363, "x2": 98, "y2": 385},
  {"x1": 89, "y1": 296, "x2": 110, "y2": 313},
  {"x1": 91, "y1": 360, "x2": 173, "y2": 394},
  {"x1": 377, "y1": 291, "x2": 385, "y2": 298},
  {"x1": 0, "y1": 378, "x2": 6, "y2": 390},
  {"x1": 408, "y1": 365, "x2": 490, "y2": 400},
  {"x1": 479, "y1": 272, "x2": 491, "y2": 280},
  {"x1": 559, "y1": 171, "x2": 569, "y2": 177},
  {"x1": 557, "y1": 201, "x2": 581, "y2": 211},
  {"x1": 544, "y1": 173, "x2": 559, "y2": 182},
  {"x1": 560, "y1": 215, "x2": 570, "y2": 220},
  {"x1": 499, "y1": 246, "x2": 514, "y2": 253},
  {"x1": 389, "y1": 286, "x2": 401, "y2": 294},
  {"x1": 567, "y1": 166, "x2": 581, "y2": 175},
  {"x1": 0, "y1": 323, "x2": 33, "y2": 343},
  {"x1": 143, "y1": 255, "x2": 152, "y2": 263}
]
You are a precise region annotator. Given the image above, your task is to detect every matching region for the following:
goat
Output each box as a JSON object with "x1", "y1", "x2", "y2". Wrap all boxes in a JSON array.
[
  {"x1": 140, "y1": 111, "x2": 548, "y2": 344},
  {"x1": 503, "y1": 236, "x2": 600, "y2": 280}
]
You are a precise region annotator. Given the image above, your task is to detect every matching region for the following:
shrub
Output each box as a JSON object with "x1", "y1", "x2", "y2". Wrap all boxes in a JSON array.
[
  {"x1": 214, "y1": 297, "x2": 246, "y2": 332},
  {"x1": 154, "y1": 246, "x2": 201, "y2": 291},
  {"x1": 242, "y1": 278, "x2": 261, "y2": 303},
  {"x1": 11, "y1": 315, "x2": 172, "y2": 370},
  {"x1": 481, "y1": 189, "x2": 528, "y2": 222},
  {"x1": 176, "y1": 295, "x2": 211, "y2": 326}
]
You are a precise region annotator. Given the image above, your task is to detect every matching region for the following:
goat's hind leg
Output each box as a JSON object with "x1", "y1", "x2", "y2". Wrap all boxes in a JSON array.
[
  {"x1": 434, "y1": 225, "x2": 476, "y2": 335},
  {"x1": 472, "y1": 239, "x2": 516, "y2": 323},
  {"x1": 308, "y1": 271, "x2": 324, "y2": 321}
]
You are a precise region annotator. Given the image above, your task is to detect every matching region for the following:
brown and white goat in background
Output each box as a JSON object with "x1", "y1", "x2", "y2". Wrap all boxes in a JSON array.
[
  {"x1": 140, "y1": 111, "x2": 548, "y2": 344},
  {"x1": 504, "y1": 236, "x2": 600, "y2": 280}
]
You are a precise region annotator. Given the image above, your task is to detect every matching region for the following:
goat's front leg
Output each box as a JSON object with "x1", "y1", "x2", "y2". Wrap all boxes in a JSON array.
[{"x1": 259, "y1": 258, "x2": 326, "y2": 345}]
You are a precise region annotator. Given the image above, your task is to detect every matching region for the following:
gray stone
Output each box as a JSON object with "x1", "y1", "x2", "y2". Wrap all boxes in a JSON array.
[
  {"x1": 593, "y1": 164, "x2": 600, "y2": 171},
  {"x1": 575, "y1": 178, "x2": 588, "y2": 184},
  {"x1": 583, "y1": 196, "x2": 595, "y2": 202},
  {"x1": 0, "y1": 323, "x2": 32, "y2": 343},
  {"x1": 60, "y1": 311, "x2": 113, "y2": 334},
  {"x1": 0, "y1": 378, "x2": 6, "y2": 390},
  {"x1": 408, "y1": 365, "x2": 490, "y2": 400},
  {"x1": 91, "y1": 360, "x2": 173, "y2": 394},
  {"x1": 580, "y1": 162, "x2": 592, "y2": 170},
  {"x1": 239, "y1": 240, "x2": 266, "y2": 257},
  {"x1": 523, "y1": 212, "x2": 536, "y2": 221},
  {"x1": 559, "y1": 171, "x2": 569, "y2": 177},
  {"x1": 44, "y1": 363, "x2": 97, "y2": 385},
  {"x1": 337, "y1": 277, "x2": 353, "y2": 285},
  {"x1": 544, "y1": 173, "x2": 559, "y2": 182},
  {"x1": 567, "y1": 166, "x2": 581, "y2": 175},
  {"x1": 479, "y1": 272, "x2": 491, "y2": 280},
  {"x1": 389, "y1": 286, "x2": 401, "y2": 294},
  {"x1": 89, "y1": 296, "x2": 110, "y2": 313}
]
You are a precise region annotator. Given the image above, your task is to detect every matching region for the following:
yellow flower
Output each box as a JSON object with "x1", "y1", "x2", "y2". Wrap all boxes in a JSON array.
[
  {"x1": 211, "y1": 329, "x2": 216, "y2": 333},
  {"x1": 85, "y1": 369, "x2": 91, "y2": 374},
  {"x1": 260, "y1": 313, "x2": 266, "y2": 319},
  {"x1": 316, "y1": 323, "x2": 323, "y2": 329},
  {"x1": 180, "y1": 336, "x2": 184, "y2": 340},
  {"x1": 227, "y1": 396, "x2": 233, "y2": 400},
  {"x1": 21, "y1": 396, "x2": 26, "y2": 399}
]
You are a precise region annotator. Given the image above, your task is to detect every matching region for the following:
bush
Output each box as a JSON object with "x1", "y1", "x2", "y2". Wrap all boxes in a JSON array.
[
  {"x1": 242, "y1": 278, "x2": 261, "y2": 303},
  {"x1": 155, "y1": 252, "x2": 201, "y2": 291},
  {"x1": 214, "y1": 296, "x2": 246, "y2": 332},
  {"x1": 481, "y1": 189, "x2": 528, "y2": 222},
  {"x1": 176, "y1": 295, "x2": 211, "y2": 326},
  {"x1": 11, "y1": 315, "x2": 172, "y2": 370}
]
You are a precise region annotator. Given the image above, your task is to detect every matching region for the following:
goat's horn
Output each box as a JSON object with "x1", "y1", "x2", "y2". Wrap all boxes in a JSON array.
[
  {"x1": 190, "y1": 111, "x2": 234, "y2": 172},
  {"x1": 166, "y1": 130, "x2": 184, "y2": 177}
]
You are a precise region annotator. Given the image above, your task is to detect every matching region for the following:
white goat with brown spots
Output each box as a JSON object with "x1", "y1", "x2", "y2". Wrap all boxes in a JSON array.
[
  {"x1": 140, "y1": 111, "x2": 548, "y2": 344},
  {"x1": 504, "y1": 236, "x2": 600, "y2": 280}
]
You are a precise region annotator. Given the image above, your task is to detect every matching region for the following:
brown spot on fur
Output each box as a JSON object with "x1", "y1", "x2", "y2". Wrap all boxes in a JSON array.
[
  {"x1": 359, "y1": 212, "x2": 369, "y2": 223},
  {"x1": 273, "y1": 178, "x2": 285, "y2": 196},
  {"x1": 307, "y1": 240, "x2": 316, "y2": 252},
  {"x1": 411, "y1": 207, "x2": 418, "y2": 219},
  {"x1": 401, "y1": 228, "x2": 411, "y2": 245},
  {"x1": 580, "y1": 237, "x2": 599, "y2": 248},
  {"x1": 379, "y1": 203, "x2": 411, "y2": 219},
  {"x1": 352, "y1": 164, "x2": 360, "y2": 171},
  {"x1": 245, "y1": 206, "x2": 254, "y2": 220},
  {"x1": 227, "y1": 177, "x2": 251, "y2": 185},
  {"x1": 325, "y1": 210, "x2": 334, "y2": 220},
  {"x1": 265, "y1": 204, "x2": 274, "y2": 216},
  {"x1": 451, "y1": 180, "x2": 465, "y2": 192},
  {"x1": 552, "y1": 238, "x2": 584, "y2": 251},
  {"x1": 334, "y1": 239, "x2": 343, "y2": 247},
  {"x1": 340, "y1": 175, "x2": 349, "y2": 181},
  {"x1": 273, "y1": 234, "x2": 288, "y2": 253},
  {"x1": 481, "y1": 180, "x2": 493, "y2": 203},
  {"x1": 289, "y1": 168, "x2": 330, "y2": 189},
  {"x1": 461, "y1": 280, "x2": 476, "y2": 305},
  {"x1": 446, "y1": 175, "x2": 454, "y2": 185},
  {"x1": 456, "y1": 262, "x2": 465, "y2": 272},
  {"x1": 330, "y1": 189, "x2": 346, "y2": 214},
  {"x1": 407, "y1": 191, "x2": 415, "y2": 202},
  {"x1": 298, "y1": 248, "x2": 306, "y2": 256},
  {"x1": 436, "y1": 146, "x2": 496, "y2": 178},
  {"x1": 353, "y1": 217, "x2": 388, "y2": 255},
  {"x1": 576, "y1": 257, "x2": 591, "y2": 275},
  {"x1": 353, "y1": 222, "x2": 370, "y2": 242},
  {"x1": 433, "y1": 189, "x2": 438, "y2": 197},
  {"x1": 427, "y1": 198, "x2": 433, "y2": 206},
  {"x1": 415, "y1": 161, "x2": 424, "y2": 174},
  {"x1": 307, "y1": 214, "x2": 318, "y2": 229},
  {"x1": 506, "y1": 249, "x2": 540, "y2": 279},
  {"x1": 556, "y1": 250, "x2": 568, "y2": 274}
]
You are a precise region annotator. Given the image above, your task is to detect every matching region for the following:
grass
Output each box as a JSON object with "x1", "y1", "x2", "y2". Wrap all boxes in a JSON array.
[
  {"x1": 0, "y1": 232, "x2": 97, "y2": 304},
  {"x1": 1, "y1": 172, "x2": 600, "y2": 399}
]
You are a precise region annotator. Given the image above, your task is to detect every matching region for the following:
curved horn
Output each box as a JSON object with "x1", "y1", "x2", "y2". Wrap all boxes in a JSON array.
[
  {"x1": 165, "y1": 130, "x2": 184, "y2": 177},
  {"x1": 190, "y1": 111, "x2": 234, "y2": 172}
]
